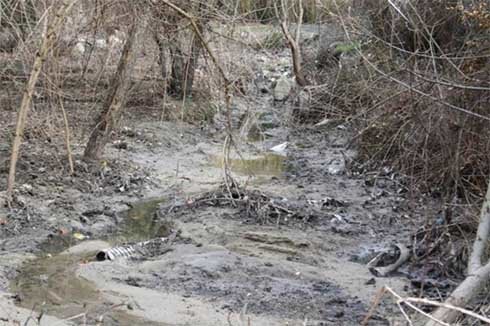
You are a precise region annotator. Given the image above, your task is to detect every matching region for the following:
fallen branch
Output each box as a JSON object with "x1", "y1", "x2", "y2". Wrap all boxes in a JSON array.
[
  {"x1": 406, "y1": 297, "x2": 490, "y2": 324},
  {"x1": 368, "y1": 243, "x2": 410, "y2": 277},
  {"x1": 362, "y1": 286, "x2": 450, "y2": 326}
]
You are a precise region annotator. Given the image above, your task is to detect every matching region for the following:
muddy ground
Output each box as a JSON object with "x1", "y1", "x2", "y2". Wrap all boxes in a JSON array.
[{"x1": 0, "y1": 25, "x2": 443, "y2": 325}]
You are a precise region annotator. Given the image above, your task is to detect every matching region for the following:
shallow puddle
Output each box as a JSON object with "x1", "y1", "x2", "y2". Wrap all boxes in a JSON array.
[
  {"x1": 11, "y1": 198, "x2": 170, "y2": 325},
  {"x1": 11, "y1": 251, "x2": 97, "y2": 318},
  {"x1": 111, "y1": 197, "x2": 170, "y2": 243},
  {"x1": 210, "y1": 153, "x2": 285, "y2": 176}
]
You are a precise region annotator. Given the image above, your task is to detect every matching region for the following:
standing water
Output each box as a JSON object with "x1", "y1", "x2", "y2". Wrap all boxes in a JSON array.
[{"x1": 11, "y1": 198, "x2": 172, "y2": 325}]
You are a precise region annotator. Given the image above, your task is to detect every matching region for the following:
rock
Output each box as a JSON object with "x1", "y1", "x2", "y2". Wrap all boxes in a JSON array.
[
  {"x1": 19, "y1": 184, "x2": 33, "y2": 195},
  {"x1": 365, "y1": 278, "x2": 376, "y2": 285},
  {"x1": 113, "y1": 140, "x2": 128, "y2": 150},
  {"x1": 15, "y1": 195, "x2": 27, "y2": 207},
  {"x1": 327, "y1": 159, "x2": 346, "y2": 175},
  {"x1": 79, "y1": 215, "x2": 89, "y2": 224},
  {"x1": 273, "y1": 76, "x2": 293, "y2": 102}
]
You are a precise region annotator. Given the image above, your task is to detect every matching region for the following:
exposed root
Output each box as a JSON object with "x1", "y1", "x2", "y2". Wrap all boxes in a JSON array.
[{"x1": 162, "y1": 183, "x2": 321, "y2": 226}]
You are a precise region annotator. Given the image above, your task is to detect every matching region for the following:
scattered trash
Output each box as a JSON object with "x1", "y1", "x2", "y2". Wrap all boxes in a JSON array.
[
  {"x1": 73, "y1": 233, "x2": 86, "y2": 240},
  {"x1": 308, "y1": 196, "x2": 347, "y2": 209},
  {"x1": 57, "y1": 228, "x2": 69, "y2": 236},
  {"x1": 96, "y1": 237, "x2": 170, "y2": 261},
  {"x1": 327, "y1": 164, "x2": 344, "y2": 175},
  {"x1": 314, "y1": 118, "x2": 341, "y2": 128},
  {"x1": 269, "y1": 142, "x2": 288, "y2": 156}
]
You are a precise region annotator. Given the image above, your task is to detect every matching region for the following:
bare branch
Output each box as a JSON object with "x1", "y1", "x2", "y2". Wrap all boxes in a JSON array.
[{"x1": 6, "y1": 0, "x2": 78, "y2": 206}]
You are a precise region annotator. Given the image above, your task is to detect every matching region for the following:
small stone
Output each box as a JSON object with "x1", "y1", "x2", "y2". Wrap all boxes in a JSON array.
[
  {"x1": 334, "y1": 311, "x2": 345, "y2": 318},
  {"x1": 114, "y1": 141, "x2": 128, "y2": 150},
  {"x1": 19, "y1": 184, "x2": 33, "y2": 194},
  {"x1": 365, "y1": 278, "x2": 376, "y2": 285},
  {"x1": 273, "y1": 76, "x2": 293, "y2": 102},
  {"x1": 15, "y1": 195, "x2": 27, "y2": 207}
]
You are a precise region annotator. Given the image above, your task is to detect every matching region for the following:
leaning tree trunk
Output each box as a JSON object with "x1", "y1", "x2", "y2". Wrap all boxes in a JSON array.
[
  {"x1": 83, "y1": 19, "x2": 139, "y2": 160},
  {"x1": 426, "y1": 180, "x2": 490, "y2": 325}
]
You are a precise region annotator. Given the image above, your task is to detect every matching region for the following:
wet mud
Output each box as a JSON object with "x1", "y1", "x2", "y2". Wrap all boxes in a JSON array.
[{"x1": 0, "y1": 24, "x2": 434, "y2": 326}]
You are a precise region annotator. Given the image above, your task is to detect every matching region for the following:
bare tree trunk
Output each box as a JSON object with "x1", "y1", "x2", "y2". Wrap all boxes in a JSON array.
[
  {"x1": 6, "y1": 0, "x2": 78, "y2": 206},
  {"x1": 83, "y1": 18, "x2": 139, "y2": 160},
  {"x1": 168, "y1": 43, "x2": 185, "y2": 96},
  {"x1": 276, "y1": 0, "x2": 308, "y2": 87},
  {"x1": 426, "y1": 181, "x2": 490, "y2": 325},
  {"x1": 182, "y1": 30, "x2": 203, "y2": 97},
  {"x1": 153, "y1": 30, "x2": 170, "y2": 120},
  {"x1": 59, "y1": 98, "x2": 74, "y2": 175},
  {"x1": 153, "y1": 30, "x2": 168, "y2": 87},
  {"x1": 152, "y1": 1, "x2": 205, "y2": 99},
  {"x1": 156, "y1": 29, "x2": 202, "y2": 99}
]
